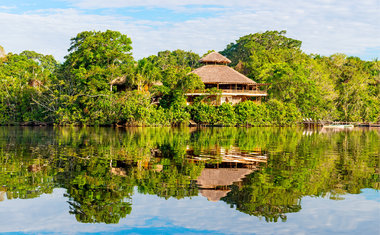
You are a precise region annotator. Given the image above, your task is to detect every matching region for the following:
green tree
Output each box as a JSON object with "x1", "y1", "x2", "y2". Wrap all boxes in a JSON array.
[
  {"x1": 326, "y1": 55, "x2": 380, "y2": 122},
  {"x1": 221, "y1": 30, "x2": 302, "y2": 79},
  {"x1": 133, "y1": 58, "x2": 162, "y2": 91},
  {"x1": 55, "y1": 30, "x2": 135, "y2": 125},
  {"x1": 148, "y1": 49, "x2": 201, "y2": 70},
  {"x1": 0, "y1": 51, "x2": 58, "y2": 123}
]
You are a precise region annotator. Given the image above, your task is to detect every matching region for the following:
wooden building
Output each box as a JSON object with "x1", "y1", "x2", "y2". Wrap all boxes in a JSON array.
[{"x1": 185, "y1": 52, "x2": 268, "y2": 105}]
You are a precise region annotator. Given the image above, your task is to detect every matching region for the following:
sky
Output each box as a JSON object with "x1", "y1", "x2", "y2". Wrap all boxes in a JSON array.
[{"x1": 0, "y1": 0, "x2": 379, "y2": 61}]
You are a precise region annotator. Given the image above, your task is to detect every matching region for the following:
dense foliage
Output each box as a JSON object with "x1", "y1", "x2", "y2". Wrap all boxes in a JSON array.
[
  {"x1": 0, "y1": 30, "x2": 378, "y2": 126},
  {"x1": 221, "y1": 31, "x2": 379, "y2": 121}
]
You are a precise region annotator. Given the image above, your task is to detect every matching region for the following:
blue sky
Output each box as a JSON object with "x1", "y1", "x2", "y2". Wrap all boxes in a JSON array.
[{"x1": 0, "y1": 0, "x2": 379, "y2": 61}]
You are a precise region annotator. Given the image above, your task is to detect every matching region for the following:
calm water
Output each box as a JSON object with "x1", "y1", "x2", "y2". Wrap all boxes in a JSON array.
[{"x1": 0, "y1": 126, "x2": 379, "y2": 234}]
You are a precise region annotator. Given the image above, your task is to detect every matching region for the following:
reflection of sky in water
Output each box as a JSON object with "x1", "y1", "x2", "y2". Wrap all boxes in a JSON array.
[
  {"x1": 0, "y1": 188, "x2": 379, "y2": 234},
  {"x1": 360, "y1": 188, "x2": 380, "y2": 202}
]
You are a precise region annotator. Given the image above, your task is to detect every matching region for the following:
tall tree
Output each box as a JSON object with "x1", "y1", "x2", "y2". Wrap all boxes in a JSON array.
[
  {"x1": 55, "y1": 30, "x2": 135, "y2": 124},
  {"x1": 221, "y1": 30, "x2": 302, "y2": 80},
  {"x1": 62, "y1": 30, "x2": 134, "y2": 93},
  {"x1": 0, "y1": 51, "x2": 58, "y2": 123}
]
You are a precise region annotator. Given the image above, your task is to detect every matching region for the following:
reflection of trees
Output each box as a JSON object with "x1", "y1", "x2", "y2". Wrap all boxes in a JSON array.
[
  {"x1": 60, "y1": 158, "x2": 134, "y2": 224},
  {"x1": 0, "y1": 126, "x2": 205, "y2": 223},
  {"x1": 222, "y1": 177, "x2": 302, "y2": 222},
  {"x1": 0, "y1": 126, "x2": 378, "y2": 224},
  {"x1": 222, "y1": 129, "x2": 379, "y2": 222},
  {"x1": 66, "y1": 186, "x2": 132, "y2": 224},
  {"x1": 0, "y1": 165, "x2": 55, "y2": 200},
  {"x1": 0, "y1": 127, "x2": 57, "y2": 200},
  {"x1": 136, "y1": 162, "x2": 203, "y2": 199}
]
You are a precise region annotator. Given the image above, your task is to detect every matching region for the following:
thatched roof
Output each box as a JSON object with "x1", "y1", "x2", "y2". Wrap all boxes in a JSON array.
[
  {"x1": 152, "y1": 81, "x2": 163, "y2": 86},
  {"x1": 197, "y1": 168, "x2": 253, "y2": 189},
  {"x1": 192, "y1": 65, "x2": 256, "y2": 84},
  {"x1": 28, "y1": 79, "x2": 43, "y2": 87},
  {"x1": 200, "y1": 52, "x2": 231, "y2": 64},
  {"x1": 110, "y1": 76, "x2": 127, "y2": 85},
  {"x1": 199, "y1": 189, "x2": 230, "y2": 202}
]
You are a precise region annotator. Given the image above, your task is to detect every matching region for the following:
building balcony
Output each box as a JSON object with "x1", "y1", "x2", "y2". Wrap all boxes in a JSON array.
[{"x1": 185, "y1": 89, "x2": 268, "y2": 97}]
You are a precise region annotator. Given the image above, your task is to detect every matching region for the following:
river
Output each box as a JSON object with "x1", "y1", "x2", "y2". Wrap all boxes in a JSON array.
[{"x1": 0, "y1": 126, "x2": 379, "y2": 234}]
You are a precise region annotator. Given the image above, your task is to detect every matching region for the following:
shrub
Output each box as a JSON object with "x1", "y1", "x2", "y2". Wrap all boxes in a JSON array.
[{"x1": 216, "y1": 103, "x2": 236, "y2": 126}]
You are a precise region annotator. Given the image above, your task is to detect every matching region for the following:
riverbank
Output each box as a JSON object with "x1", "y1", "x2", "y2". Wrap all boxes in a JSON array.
[{"x1": 2, "y1": 121, "x2": 379, "y2": 128}]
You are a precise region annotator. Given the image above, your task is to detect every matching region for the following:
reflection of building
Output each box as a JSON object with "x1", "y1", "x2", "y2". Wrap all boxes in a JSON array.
[
  {"x1": 0, "y1": 190, "x2": 5, "y2": 201},
  {"x1": 188, "y1": 146, "x2": 267, "y2": 202},
  {"x1": 110, "y1": 167, "x2": 127, "y2": 176},
  {"x1": 185, "y1": 52, "x2": 268, "y2": 105},
  {"x1": 197, "y1": 168, "x2": 254, "y2": 202},
  {"x1": 109, "y1": 145, "x2": 268, "y2": 202},
  {"x1": 28, "y1": 164, "x2": 44, "y2": 172},
  {"x1": 186, "y1": 146, "x2": 267, "y2": 167}
]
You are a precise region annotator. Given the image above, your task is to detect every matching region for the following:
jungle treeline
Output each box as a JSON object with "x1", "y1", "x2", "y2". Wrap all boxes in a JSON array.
[{"x1": 0, "y1": 30, "x2": 379, "y2": 126}]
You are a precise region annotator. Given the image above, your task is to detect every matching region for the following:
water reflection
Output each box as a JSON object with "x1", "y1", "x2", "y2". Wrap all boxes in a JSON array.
[{"x1": 0, "y1": 126, "x2": 378, "y2": 225}]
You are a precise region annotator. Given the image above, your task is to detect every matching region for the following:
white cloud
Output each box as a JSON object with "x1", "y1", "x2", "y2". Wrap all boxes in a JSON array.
[
  {"x1": 0, "y1": 0, "x2": 379, "y2": 61},
  {"x1": 0, "y1": 9, "x2": 150, "y2": 60},
  {"x1": 67, "y1": 0, "x2": 262, "y2": 9},
  {"x1": 0, "y1": 6, "x2": 16, "y2": 10}
]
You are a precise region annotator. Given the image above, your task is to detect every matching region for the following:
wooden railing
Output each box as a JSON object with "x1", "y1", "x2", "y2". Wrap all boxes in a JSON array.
[
  {"x1": 187, "y1": 89, "x2": 267, "y2": 94},
  {"x1": 219, "y1": 89, "x2": 267, "y2": 94}
]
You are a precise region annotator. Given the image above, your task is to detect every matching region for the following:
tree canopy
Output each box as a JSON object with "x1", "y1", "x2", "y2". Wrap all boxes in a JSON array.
[
  {"x1": 221, "y1": 30, "x2": 379, "y2": 122},
  {"x1": 0, "y1": 30, "x2": 378, "y2": 126}
]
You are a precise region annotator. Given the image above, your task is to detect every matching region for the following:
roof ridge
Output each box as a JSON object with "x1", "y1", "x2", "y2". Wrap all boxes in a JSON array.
[{"x1": 199, "y1": 52, "x2": 231, "y2": 64}]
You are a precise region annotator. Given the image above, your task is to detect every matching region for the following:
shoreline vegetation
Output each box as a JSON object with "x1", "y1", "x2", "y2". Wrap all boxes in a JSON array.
[{"x1": 0, "y1": 30, "x2": 379, "y2": 127}]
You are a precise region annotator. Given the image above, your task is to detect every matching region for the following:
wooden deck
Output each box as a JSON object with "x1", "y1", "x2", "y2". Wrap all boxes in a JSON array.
[
  {"x1": 185, "y1": 89, "x2": 267, "y2": 96},
  {"x1": 302, "y1": 120, "x2": 380, "y2": 127}
]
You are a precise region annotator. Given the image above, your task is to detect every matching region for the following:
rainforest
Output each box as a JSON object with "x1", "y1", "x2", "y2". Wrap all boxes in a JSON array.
[{"x1": 0, "y1": 30, "x2": 379, "y2": 126}]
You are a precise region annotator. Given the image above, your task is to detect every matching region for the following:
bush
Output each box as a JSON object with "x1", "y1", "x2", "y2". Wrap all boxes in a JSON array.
[
  {"x1": 189, "y1": 103, "x2": 217, "y2": 124},
  {"x1": 216, "y1": 103, "x2": 236, "y2": 126},
  {"x1": 234, "y1": 101, "x2": 269, "y2": 126},
  {"x1": 266, "y1": 99, "x2": 301, "y2": 126},
  {"x1": 148, "y1": 106, "x2": 170, "y2": 126}
]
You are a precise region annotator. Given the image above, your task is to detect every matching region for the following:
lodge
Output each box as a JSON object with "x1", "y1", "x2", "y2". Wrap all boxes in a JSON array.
[{"x1": 185, "y1": 52, "x2": 268, "y2": 105}]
